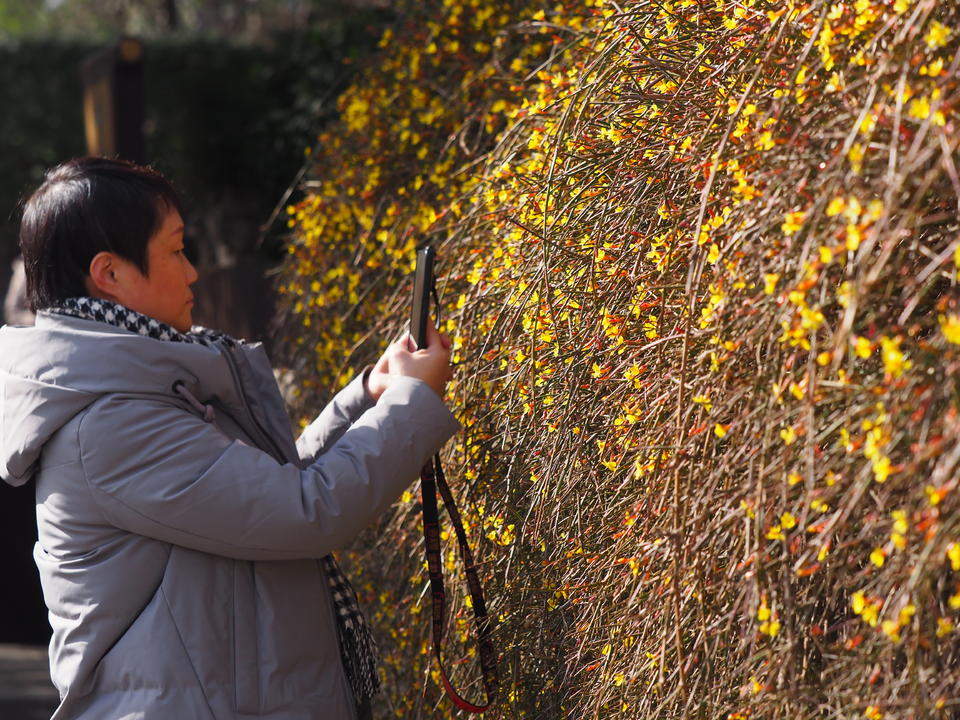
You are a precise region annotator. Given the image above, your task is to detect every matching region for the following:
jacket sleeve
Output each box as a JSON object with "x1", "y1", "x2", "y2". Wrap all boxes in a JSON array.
[
  {"x1": 76, "y1": 376, "x2": 462, "y2": 561},
  {"x1": 295, "y1": 364, "x2": 376, "y2": 465}
]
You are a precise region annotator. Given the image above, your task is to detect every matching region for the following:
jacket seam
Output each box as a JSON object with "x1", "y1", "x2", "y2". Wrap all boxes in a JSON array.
[
  {"x1": 159, "y1": 585, "x2": 218, "y2": 720},
  {"x1": 88, "y1": 544, "x2": 174, "y2": 680},
  {"x1": 74, "y1": 406, "x2": 114, "y2": 528}
]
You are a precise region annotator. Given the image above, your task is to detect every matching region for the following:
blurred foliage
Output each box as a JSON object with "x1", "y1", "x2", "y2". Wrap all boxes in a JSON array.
[
  {"x1": 143, "y1": 22, "x2": 390, "y2": 266},
  {"x1": 0, "y1": 41, "x2": 88, "y2": 276},
  {"x1": 0, "y1": 9, "x2": 391, "y2": 280},
  {"x1": 278, "y1": 0, "x2": 960, "y2": 718},
  {"x1": 0, "y1": 0, "x2": 384, "y2": 43}
]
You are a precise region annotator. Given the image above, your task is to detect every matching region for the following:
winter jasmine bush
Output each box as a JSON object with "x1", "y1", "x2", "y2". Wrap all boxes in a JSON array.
[{"x1": 276, "y1": 1, "x2": 960, "y2": 717}]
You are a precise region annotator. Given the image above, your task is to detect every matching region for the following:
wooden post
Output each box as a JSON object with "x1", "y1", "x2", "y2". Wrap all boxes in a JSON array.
[
  {"x1": 166, "y1": 0, "x2": 180, "y2": 30},
  {"x1": 81, "y1": 37, "x2": 145, "y2": 164}
]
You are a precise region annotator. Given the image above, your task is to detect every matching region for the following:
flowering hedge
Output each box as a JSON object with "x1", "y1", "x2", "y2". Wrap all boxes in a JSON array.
[{"x1": 275, "y1": 1, "x2": 960, "y2": 717}]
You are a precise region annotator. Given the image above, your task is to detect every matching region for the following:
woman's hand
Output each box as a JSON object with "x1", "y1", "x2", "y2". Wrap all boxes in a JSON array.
[
  {"x1": 363, "y1": 317, "x2": 453, "y2": 402},
  {"x1": 363, "y1": 366, "x2": 391, "y2": 403}
]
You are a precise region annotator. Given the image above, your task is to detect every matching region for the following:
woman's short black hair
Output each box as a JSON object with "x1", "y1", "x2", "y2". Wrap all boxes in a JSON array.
[{"x1": 18, "y1": 156, "x2": 184, "y2": 313}]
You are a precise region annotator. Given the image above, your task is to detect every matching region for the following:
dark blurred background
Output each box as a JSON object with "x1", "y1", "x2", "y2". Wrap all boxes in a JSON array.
[{"x1": 0, "y1": 1, "x2": 393, "y2": 713}]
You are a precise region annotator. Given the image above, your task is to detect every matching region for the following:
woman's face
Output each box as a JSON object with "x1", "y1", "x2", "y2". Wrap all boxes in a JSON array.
[{"x1": 85, "y1": 205, "x2": 199, "y2": 333}]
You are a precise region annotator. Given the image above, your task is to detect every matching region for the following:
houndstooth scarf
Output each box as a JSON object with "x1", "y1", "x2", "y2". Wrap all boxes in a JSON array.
[{"x1": 43, "y1": 296, "x2": 382, "y2": 707}]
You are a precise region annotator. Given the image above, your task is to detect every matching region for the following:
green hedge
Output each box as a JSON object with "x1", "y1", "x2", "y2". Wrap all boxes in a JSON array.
[{"x1": 0, "y1": 14, "x2": 391, "y2": 294}]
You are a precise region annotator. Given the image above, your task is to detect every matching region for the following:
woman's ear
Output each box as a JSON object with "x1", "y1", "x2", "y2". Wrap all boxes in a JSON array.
[{"x1": 86, "y1": 251, "x2": 122, "y2": 299}]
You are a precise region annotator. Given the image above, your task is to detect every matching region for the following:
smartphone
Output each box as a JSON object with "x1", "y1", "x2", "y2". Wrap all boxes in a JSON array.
[{"x1": 410, "y1": 244, "x2": 435, "y2": 351}]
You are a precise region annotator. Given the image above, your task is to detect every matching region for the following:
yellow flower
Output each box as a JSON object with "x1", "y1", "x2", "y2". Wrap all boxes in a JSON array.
[
  {"x1": 908, "y1": 95, "x2": 931, "y2": 121},
  {"x1": 865, "y1": 706, "x2": 883, "y2": 720},
  {"x1": 924, "y1": 20, "x2": 951, "y2": 50},
  {"x1": 781, "y1": 512, "x2": 796, "y2": 530},
  {"x1": 826, "y1": 196, "x2": 846, "y2": 216},
  {"x1": 936, "y1": 617, "x2": 955, "y2": 637},
  {"x1": 921, "y1": 57, "x2": 945, "y2": 77},
  {"x1": 714, "y1": 423, "x2": 728, "y2": 438},
  {"x1": 899, "y1": 604, "x2": 915, "y2": 625},
  {"x1": 938, "y1": 314, "x2": 960, "y2": 344},
  {"x1": 780, "y1": 426, "x2": 796, "y2": 445},
  {"x1": 947, "y1": 542, "x2": 960, "y2": 571},
  {"x1": 755, "y1": 131, "x2": 775, "y2": 151},
  {"x1": 837, "y1": 280, "x2": 853, "y2": 308},
  {"x1": 781, "y1": 210, "x2": 806, "y2": 235},
  {"x1": 760, "y1": 619, "x2": 780, "y2": 636},
  {"x1": 846, "y1": 223, "x2": 862, "y2": 251},
  {"x1": 764, "y1": 273, "x2": 780, "y2": 295},
  {"x1": 879, "y1": 335, "x2": 912, "y2": 377},
  {"x1": 881, "y1": 619, "x2": 901, "y2": 642},
  {"x1": 884, "y1": 512, "x2": 904, "y2": 537},
  {"x1": 839, "y1": 427, "x2": 853, "y2": 452},
  {"x1": 692, "y1": 394, "x2": 713, "y2": 411},
  {"x1": 848, "y1": 143, "x2": 864, "y2": 173},
  {"x1": 873, "y1": 455, "x2": 892, "y2": 483},
  {"x1": 854, "y1": 335, "x2": 873, "y2": 358},
  {"x1": 870, "y1": 547, "x2": 885, "y2": 567}
]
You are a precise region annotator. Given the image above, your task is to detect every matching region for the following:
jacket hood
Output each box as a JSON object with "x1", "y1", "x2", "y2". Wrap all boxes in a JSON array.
[{"x1": 1, "y1": 310, "x2": 246, "y2": 487}]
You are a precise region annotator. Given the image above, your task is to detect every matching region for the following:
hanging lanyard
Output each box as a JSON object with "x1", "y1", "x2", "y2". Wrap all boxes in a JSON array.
[{"x1": 418, "y1": 280, "x2": 499, "y2": 712}]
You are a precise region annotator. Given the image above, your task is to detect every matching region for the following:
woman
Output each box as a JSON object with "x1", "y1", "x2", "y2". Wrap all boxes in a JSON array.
[{"x1": 0, "y1": 157, "x2": 459, "y2": 719}]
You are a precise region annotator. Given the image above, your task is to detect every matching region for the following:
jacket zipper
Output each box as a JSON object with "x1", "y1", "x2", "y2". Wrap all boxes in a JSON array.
[
  {"x1": 219, "y1": 345, "x2": 288, "y2": 463},
  {"x1": 221, "y1": 344, "x2": 360, "y2": 718}
]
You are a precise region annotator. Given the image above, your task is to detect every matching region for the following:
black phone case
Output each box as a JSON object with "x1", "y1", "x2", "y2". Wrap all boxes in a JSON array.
[{"x1": 410, "y1": 245, "x2": 435, "y2": 350}]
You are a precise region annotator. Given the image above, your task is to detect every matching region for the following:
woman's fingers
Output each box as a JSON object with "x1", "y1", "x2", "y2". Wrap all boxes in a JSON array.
[
  {"x1": 385, "y1": 320, "x2": 451, "y2": 362},
  {"x1": 392, "y1": 327, "x2": 410, "y2": 347},
  {"x1": 424, "y1": 317, "x2": 447, "y2": 350}
]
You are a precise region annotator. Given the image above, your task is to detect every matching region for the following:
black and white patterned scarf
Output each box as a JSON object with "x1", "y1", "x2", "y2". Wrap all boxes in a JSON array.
[{"x1": 43, "y1": 296, "x2": 382, "y2": 707}]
